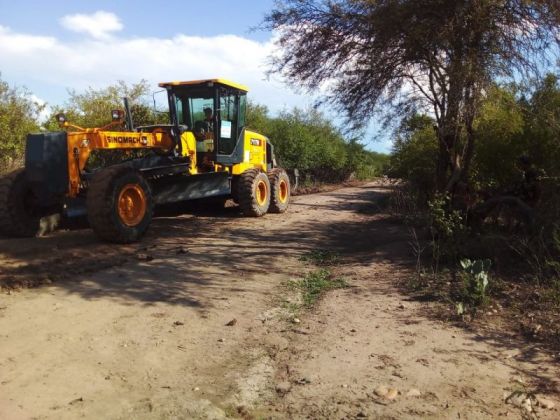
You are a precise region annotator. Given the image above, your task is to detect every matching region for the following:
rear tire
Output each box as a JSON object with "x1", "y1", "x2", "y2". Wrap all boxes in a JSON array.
[
  {"x1": 0, "y1": 169, "x2": 59, "y2": 237},
  {"x1": 87, "y1": 166, "x2": 153, "y2": 243},
  {"x1": 268, "y1": 168, "x2": 291, "y2": 213},
  {"x1": 237, "y1": 169, "x2": 270, "y2": 217}
]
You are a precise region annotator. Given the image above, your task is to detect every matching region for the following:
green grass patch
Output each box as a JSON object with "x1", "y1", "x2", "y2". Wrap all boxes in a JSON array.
[
  {"x1": 299, "y1": 249, "x2": 340, "y2": 266},
  {"x1": 281, "y1": 300, "x2": 301, "y2": 314},
  {"x1": 290, "y1": 269, "x2": 348, "y2": 307}
]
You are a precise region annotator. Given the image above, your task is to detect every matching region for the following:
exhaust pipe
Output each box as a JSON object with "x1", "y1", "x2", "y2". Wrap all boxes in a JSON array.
[{"x1": 123, "y1": 97, "x2": 134, "y2": 131}]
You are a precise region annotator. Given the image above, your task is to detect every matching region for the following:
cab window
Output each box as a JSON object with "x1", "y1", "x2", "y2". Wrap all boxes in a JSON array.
[
  {"x1": 175, "y1": 98, "x2": 184, "y2": 125},
  {"x1": 239, "y1": 94, "x2": 247, "y2": 130},
  {"x1": 174, "y1": 88, "x2": 214, "y2": 129},
  {"x1": 188, "y1": 97, "x2": 214, "y2": 128},
  {"x1": 218, "y1": 91, "x2": 241, "y2": 155}
]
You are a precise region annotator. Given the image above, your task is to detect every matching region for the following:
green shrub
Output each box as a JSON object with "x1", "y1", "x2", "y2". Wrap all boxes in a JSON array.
[
  {"x1": 387, "y1": 114, "x2": 438, "y2": 198},
  {"x1": 0, "y1": 76, "x2": 44, "y2": 172},
  {"x1": 247, "y1": 102, "x2": 387, "y2": 183},
  {"x1": 456, "y1": 259, "x2": 492, "y2": 315}
]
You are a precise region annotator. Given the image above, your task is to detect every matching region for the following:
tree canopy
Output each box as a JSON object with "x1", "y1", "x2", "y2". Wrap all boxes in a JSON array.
[
  {"x1": 0, "y1": 76, "x2": 387, "y2": 181},
  {"x1": 0, "y1": 76, "x2": 44, "y2": 171},
  {"x1": 46, "y1": 80, "x2": 161, "y2": 130},
  {"x1": 389, "y1": 74, "x2": 560, "y2": 197},
  {"x1": 265, "y1": 0, "x2": 560, "y2": 191},
  {"x1": 246, "y1": 101, "x2": 388, "y2": 182}
]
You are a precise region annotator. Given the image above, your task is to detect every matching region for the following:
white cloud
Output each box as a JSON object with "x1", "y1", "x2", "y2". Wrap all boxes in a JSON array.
[
  {"x1": 59, "y1": 11, "x2": 123, "y2": 40},
  {"x1": 0, "y1": 23, "x2": 309, "y2": 114},
  {"x1": 28, "y1": 94, "x2": 51, "y2": 123},
  {"x1": 0, "y1": 20, "x2": 391, "y2": 151},
  {"x1": 0, "y1": 25, "x2": 56, "y2": 52},
  {"x1": 0, "y1": 19, "x2": 392, "y2": 152}
]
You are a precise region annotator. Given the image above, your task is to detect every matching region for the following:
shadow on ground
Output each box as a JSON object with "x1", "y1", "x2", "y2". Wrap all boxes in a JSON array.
[
  {"x1": 3, "y1": 182, "x2": 557, "y2": 398},
  {"x1": 0, "y1": 185, "x2": 411, "y2": 313}
]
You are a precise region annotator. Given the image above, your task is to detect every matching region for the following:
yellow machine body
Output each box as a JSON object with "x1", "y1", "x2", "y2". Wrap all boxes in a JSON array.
[
  {"x1": 62, "y1": 114, "x2": 269, "y2": 198},
  {"x1": 0, "y1": 78, "x2": 288, "y2": 244},
  {"x1": 232, "y1": 130, "x2": 268, "y2": 175},
  {"x1": 65, "y1": 128, "x2": 175, "y2": 196}
]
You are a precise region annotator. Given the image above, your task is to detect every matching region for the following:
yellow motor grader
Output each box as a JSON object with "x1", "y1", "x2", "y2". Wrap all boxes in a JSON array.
[{"x1": 0, "y1": 79, "x2": 291, "y2": 243}]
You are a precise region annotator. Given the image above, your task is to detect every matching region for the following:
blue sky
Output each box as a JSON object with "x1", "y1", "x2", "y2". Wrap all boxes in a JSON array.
[
  {"x1": 0, "y1": 0, "x2": 391, "y2": 152},
  {"x1": 0, "y1": 0, "x2": 276, "y2": 41}
]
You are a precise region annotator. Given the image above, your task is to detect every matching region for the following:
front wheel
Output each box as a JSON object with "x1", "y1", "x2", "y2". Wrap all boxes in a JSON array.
[
  {"x1": 87, "y1": 166, "x2": 153, "y2": 243},
  {"x1": 237, "y1": 169, "x2": 271, "y2": 217}
]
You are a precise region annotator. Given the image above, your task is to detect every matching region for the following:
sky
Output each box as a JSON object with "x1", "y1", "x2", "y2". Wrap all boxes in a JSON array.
[{"x1": 0, "y1": 0, "x2": 392, "y2": 153}]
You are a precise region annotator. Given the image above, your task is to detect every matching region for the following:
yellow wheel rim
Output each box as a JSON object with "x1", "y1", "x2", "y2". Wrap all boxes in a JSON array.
[
  {"x1": 118, "y1": 184, "x2": 147, "y2": 227},
  {"x1": 279, "y1": 179, "x2": 289, "y2": 203},
  {"x1": 256, "y1": 179, "x2": 268, "y2": 206}
]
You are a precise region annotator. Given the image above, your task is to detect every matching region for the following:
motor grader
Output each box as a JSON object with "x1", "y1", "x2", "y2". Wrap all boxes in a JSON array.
[{"x1": 0, "y1": 79, "x2": 291, "y2": 243}]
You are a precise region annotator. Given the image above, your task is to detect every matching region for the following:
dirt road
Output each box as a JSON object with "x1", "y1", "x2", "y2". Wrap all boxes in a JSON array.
[{"x1": 1, "y1": 183, "x2": 559, "y2": 419}]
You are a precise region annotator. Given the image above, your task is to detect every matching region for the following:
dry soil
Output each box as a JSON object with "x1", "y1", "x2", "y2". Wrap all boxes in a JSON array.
[{"x1": 0, "y1": 183, "x2": 558, "y2": 419}]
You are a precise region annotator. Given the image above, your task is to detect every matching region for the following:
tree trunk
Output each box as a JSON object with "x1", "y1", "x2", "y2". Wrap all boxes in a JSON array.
[{"x1": 436, "y1": 133, "x2": 451, "y2": 192}]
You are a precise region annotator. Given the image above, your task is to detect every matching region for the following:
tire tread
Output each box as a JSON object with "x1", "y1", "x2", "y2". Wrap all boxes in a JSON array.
[
  {"x1": 237, "y1": 169, "x2": 270, "y2": 217},
  {"x1": 87, "y1": 166, "x2": 153, "y2": 243},
  {"x1": 268, "y1": 168, "x2": 290, "y2": 214},
  {"x1": 0, "y1": 169, "x2": 41, "y2": 237}
]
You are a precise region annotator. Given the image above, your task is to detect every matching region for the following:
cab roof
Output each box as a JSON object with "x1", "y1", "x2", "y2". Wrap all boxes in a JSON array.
[{"x1": 158, "y1": 79, "x2": 249, "y2": 92}]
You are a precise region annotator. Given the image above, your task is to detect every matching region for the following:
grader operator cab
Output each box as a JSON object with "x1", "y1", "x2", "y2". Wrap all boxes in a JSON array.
[{"x1": 0, "y1": 79, "x2": 291, "y2": 243}]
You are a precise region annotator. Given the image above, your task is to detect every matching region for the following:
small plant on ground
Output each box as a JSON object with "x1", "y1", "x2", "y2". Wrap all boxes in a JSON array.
[
  {"x1": 429, "y1": 194, "x2": 465, "y2": 239},
  {"x1": 545, "y1": 278, "x2": 560, "y2": 307},
  {"x1": 408, "y1": 228, "x2": 431, "y2": 290},
  {"x1": 455, "y1": 258, "x2": 492, "y2": 316},
  {"x1": 428, "y1": 194, "x2": 467, "y2": 267},
  {"x1": 289, "y1": 269, "x2": 348, "y2": 307},
  {"x1": 281, "y1": 300, "x2": 301, "y2": 315},
  {"x1": 299, "y1": 249, "x2": 340, "y2": 266}
]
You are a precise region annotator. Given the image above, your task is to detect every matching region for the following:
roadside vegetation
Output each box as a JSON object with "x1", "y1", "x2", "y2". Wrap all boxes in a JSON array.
[
  {"x1": 388, "y1": 77, "x2": 560, "y2": 343},
  {"x1": 290, "y1": 269, "x2": 348, "y2": 308},
  {"x1": 246, "y1": 103, "x2": 388, "y2": 183},
  {"x1": 264, "y1": 0, "x2": 560, "y2": 347},
  {"x1": 0, "y1": 76, "x2": 388, "y2": 183},
  {"x1": 0, "y1": 77, "x2": 45, "y2": 172}
]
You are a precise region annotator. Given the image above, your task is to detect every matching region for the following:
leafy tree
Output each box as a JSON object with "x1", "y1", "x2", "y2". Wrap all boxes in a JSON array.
[
  {"x1": 0, "y1": 76, "x2": 43, "y2": 172},
  {"x1": 388, "y1": 114, "x2": 438, "y2": 196},
  {"x1": 472, "y1": 84, "x2": 525, "y2": 190},
  {"x1": 345, "y1": 139, "x2": 389, "y2": 180},
  {"x1": 46, "y1": 80, "x2": 161, "y2": 130},
  {"x1": 390, "y1": 75, "x2": 560, "y2": 207},
  {"x1": 246, "y1": 101, "x2": 386, "y2": 181},
  {"x1": 265, "y1": 0, "x2": 560, "y2": 192},
  {"x1": 523, "y1": 74, "x2": 560, "y2": 178},
  {"x1": 266, "y1": 107, "x2": 348, "y2": 180},
  {"x1": 246, "y1": 101, "x2": 272, "y2": 134}
]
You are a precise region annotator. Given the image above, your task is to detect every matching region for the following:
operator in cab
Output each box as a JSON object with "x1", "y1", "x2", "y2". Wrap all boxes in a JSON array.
[
  {"x1": 194, "y1": 107, "x2": 215, "y2": 171},
  {"x1": 194, "y1": 107, "x2": 214, "y2": 139}
]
